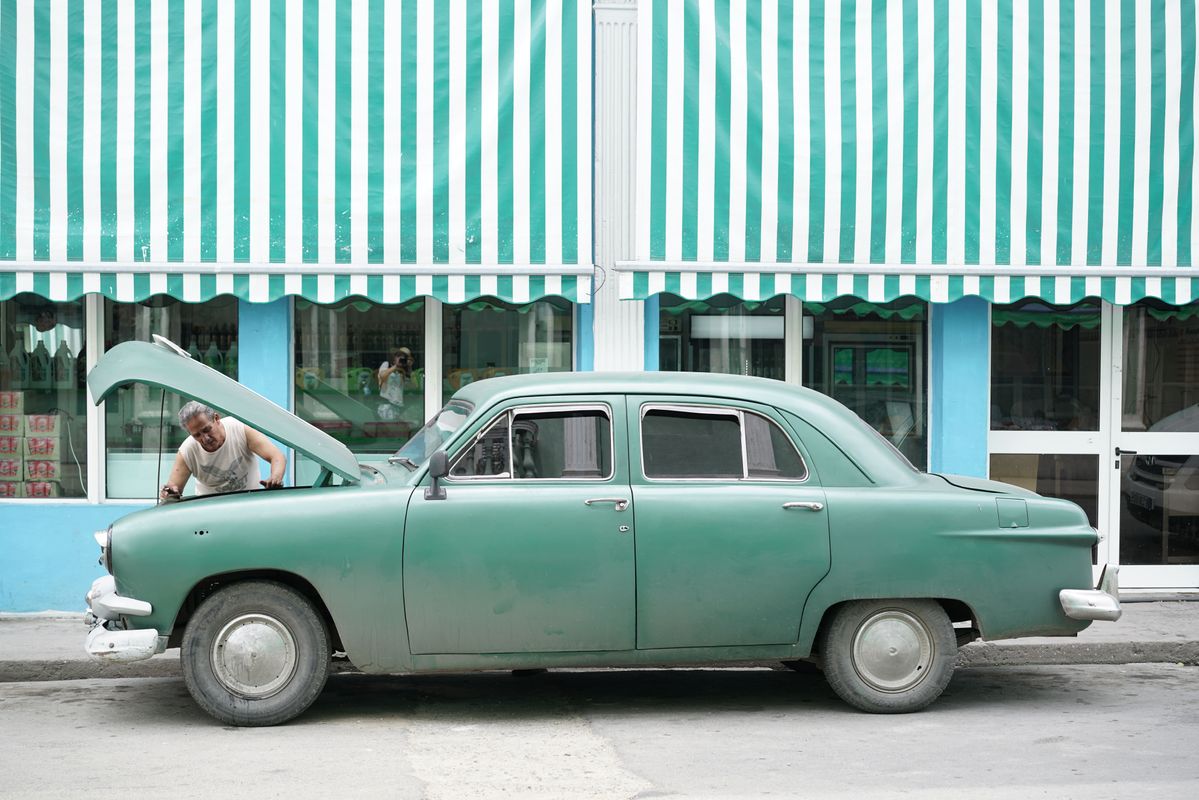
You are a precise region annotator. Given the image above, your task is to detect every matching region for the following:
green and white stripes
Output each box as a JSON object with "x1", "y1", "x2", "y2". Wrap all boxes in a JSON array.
[
  {"x1": 0, "y1": 268, "x2": 589, "y2": 304},
  {"x1": 620, "y1": 268, "x2": 1196, "y2": 305},
  {"x1": 634, "y1": 0, "x2": 1199, "y2": 301},
  {"x1": 0, "y1": 0, "x2": 592, "y2": 302}
]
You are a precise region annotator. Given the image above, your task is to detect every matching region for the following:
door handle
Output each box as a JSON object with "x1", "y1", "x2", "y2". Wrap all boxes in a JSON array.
[
  {"x1": 1114, "y1": 447, "x2": 1137, "y2": 456},
  {"x1": 783, "y1": 501, "x2": 824, "y2": 512},
  {"x1": 584, "y1": 497, "x2": 629, "y2": 512}
]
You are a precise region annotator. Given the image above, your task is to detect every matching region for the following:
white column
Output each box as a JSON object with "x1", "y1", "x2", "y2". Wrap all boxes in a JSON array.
[{"x1": 592, "y1": 0, "x2": 645, "y2": 371}]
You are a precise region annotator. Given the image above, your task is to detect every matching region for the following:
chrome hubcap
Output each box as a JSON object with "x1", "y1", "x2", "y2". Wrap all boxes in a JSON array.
[
  {"x1": 851, "y1": 609, "x2": 934, "y2": 693},
  {"x1": 211, "y1": 613, "x2": 298, "y2": 699}
]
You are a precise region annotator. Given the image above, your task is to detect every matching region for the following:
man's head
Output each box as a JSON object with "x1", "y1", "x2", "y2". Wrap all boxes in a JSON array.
[
  {"x1": 178, "y1": 401, "x2": 225, "y2": 452},
  {"x1": 392, "y1": 347, "x2": 414, "y2": 373}
]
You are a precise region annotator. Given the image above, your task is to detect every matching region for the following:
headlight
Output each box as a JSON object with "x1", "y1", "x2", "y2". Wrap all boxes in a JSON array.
[{"x1": 93, "y1": 527, "x2": 112, "y2": 575}]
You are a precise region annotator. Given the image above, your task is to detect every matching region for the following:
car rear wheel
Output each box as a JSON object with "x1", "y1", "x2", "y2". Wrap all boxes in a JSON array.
[
  {"x1": 181, "y1": 581, "x2": 330, "y2": 726},
  {"x1": 818, "y1": 599, "x2": 956, "y2": 713}
]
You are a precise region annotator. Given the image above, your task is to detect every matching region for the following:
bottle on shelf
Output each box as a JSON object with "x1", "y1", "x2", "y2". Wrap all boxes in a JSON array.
[
  {"x1": 53, "y1": 341, "x2": 76, "y2": 390},
  {"x1": 29, "y1": 341, "x2": 51, "y2": 390}
]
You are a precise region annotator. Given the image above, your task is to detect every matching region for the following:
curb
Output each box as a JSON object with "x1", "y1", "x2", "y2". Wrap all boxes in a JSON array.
[
  {"x1": 956, "y1": 641, "x2": 1199, "y2": 667},
  {"x1": 2, "y1": 645, "x2": 1196, "y2": 683}
]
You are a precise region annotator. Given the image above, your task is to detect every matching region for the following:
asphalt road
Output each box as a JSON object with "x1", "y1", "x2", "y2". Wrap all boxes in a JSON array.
[{"x1": 1, "y1": 665, "x2": 1196, "y2": 799}]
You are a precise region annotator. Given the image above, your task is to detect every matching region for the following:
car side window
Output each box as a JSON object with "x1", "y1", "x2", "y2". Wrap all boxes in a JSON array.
[
  {"x1": 641, "y1": 406, "x2": 807, "y2": 481},
  {"x1": 449, "y1": 405, "x2": 613, "y2": 481}
]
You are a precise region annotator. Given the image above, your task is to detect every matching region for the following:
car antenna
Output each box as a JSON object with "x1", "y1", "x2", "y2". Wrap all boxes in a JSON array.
[{"x1": 155, "y1": 389, "x2": 166, "y2": 506}]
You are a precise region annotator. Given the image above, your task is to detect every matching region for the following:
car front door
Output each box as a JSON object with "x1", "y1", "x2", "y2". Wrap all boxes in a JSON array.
[
  {"x1": 402, "y1": 397, "x2": 635, "y2": 655},
  {"x1": 629, "y1": 398, "x2": 832, "y2": 649}
]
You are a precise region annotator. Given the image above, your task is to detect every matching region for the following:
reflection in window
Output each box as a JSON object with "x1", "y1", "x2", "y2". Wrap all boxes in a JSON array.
[
  {"x1": 658, "y1": 293, "x2": 785, "y2": 379},
  {"x1": 0, "y1": 294, "x2": 88, "y2": 499},
  {"x1": 804, "y1": 298, "x2": 927, "y2": 470},
  {"x1": 1122, "y1": 301, "x2": 1199, "y2": 432},
  {"x1": 991, "y1": 300, "x2": 1100, "y2": 432},
  {"x1": 450, "y1": 407, "x2": 611, "y2": 480},
  {"x1": 641, "y1": 407, "x2": 805, "y2": 480},
  {"x1": 104, "y1": 296, "x2": 237, "y2": 499},
  {"x1": 443, "y1": 297, "x2": 573, "y2": 395},
  {"x1": 1120, "y1": 453, "x2": 1199, "y2": 565},
  {"x1": 293, "y1": 299, "x2": 426, "y2": 457}
]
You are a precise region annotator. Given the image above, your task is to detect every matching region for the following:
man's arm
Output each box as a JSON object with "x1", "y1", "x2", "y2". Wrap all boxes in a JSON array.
[
  {"x1": 245, "y1": 427, "x2": 287, "y2": 489},
  {"x1": 161, "y1": 452, "x2": 192, "y2": 499}
]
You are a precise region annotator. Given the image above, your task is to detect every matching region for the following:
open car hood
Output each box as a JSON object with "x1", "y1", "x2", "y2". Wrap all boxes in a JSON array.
[{"x1": 88, "y1": 338, "x2": 361, "y2": 484}]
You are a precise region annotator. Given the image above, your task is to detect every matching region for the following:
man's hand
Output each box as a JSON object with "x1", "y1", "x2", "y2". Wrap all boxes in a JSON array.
[
  {"x1": 160, "y1": 483, "x2": 182, "y2": 500},
  {"x1": 259, "y1": 478, "x2": 284, "y2": 490}
]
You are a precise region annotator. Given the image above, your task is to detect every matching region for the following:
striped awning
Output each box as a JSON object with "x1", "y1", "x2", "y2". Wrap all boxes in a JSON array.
[
  {"x1": 0, "y1": 1, "x2": 592, "y2": 304},
  {"x1": 629, "y1": 1, "x2": 1199, "y2": 305},
  {"x1": 618, "y1": 266, "x2": 1197, "y2": 306},
  {"x1": 0, "y1": 267, "x2": 590, "y2": 305}
]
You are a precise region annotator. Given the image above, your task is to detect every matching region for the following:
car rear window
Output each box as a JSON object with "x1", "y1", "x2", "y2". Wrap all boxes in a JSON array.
[{"x1": 641, "y1": 406, "x2": 807, "y2": 481}]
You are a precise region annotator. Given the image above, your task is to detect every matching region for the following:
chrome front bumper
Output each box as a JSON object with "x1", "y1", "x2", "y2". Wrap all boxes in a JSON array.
[
  {"x1": 84, "y1": 575, "x2": 166, "y2": 663},
  {"x1": 1059, "y1": 565, "x2": 1122, "y2": 622}
]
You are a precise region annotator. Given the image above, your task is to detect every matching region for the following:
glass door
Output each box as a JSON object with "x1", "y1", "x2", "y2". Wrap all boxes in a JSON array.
[{"x1": 1109, "y1": 301, "x2": 1199, "y2": 589}]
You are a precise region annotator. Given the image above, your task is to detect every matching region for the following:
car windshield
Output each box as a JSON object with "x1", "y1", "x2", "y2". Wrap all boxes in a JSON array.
[{"x1": 391, "y1": 401, "x2": 473, "y2": 468}]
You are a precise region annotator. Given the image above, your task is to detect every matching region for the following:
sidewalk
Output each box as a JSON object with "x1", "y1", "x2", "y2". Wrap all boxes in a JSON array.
[{"x1": 1, "y1": 601, "x2": 1196, "y2": 683}]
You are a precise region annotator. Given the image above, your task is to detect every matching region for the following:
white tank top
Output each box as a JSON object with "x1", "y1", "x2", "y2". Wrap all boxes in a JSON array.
[{"x1": 179, "y1": 417, "x2": 260, "y2": 496}]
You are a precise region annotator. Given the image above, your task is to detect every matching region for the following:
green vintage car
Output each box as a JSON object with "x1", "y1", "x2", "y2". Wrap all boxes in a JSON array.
[{"x1": 83, "y1": 338, "x2": 1120, "y2": 726}]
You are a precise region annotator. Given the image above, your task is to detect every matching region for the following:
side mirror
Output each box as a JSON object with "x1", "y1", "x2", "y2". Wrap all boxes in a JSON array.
[{"x1": 425, "y1": 451, "x2": 448, "y2": 500}]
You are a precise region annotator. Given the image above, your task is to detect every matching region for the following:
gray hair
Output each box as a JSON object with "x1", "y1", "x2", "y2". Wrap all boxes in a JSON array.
[{"x1": 178, "y1": 401, "x2": 217, "y2": 427}]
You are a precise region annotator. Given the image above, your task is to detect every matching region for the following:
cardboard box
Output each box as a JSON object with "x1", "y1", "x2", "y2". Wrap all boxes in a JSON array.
[
  {"x1": 0, "y1": 391, "x2": 24, "y2": 414},
  {"x1": 0, "y1": 435, "x2": 21, "y2": 456},
  {"x1": 24, "y1": 436, "x2": 61, "y2": 459},
  {"x1": 0, "y1": 481, "x2": 23, "y2": 498},
  {"x1": 23, "y1": 481, "x2": 59, "y2": 498},
  {"x1": 0, "y1": 414, "x2": 22, "y2": 435},
  {"x1": 0, "y1": 455, "x2": 22, "y2": 481},
  {"x1": 24, "y1": 459, "x2": 61, "y2": 481},
  {"x1": 24, "y1": 413, "x2": 62, "y2": 435}
]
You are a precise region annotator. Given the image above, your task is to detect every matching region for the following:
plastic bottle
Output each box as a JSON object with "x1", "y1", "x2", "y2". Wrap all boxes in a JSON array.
[
  {"x1": 187, "y1": 339, "x2": 202, "y2": 361},
  {"x1": 8, "y1": 341, "x2": 28, "y2": 390},
  {"x1": 225, "y1": 340, "x2": 238, "y2": 378},
  {"x1": 29, "y1": 341, "x2": 51, "y2": 390},
  {"x1": 203, "y1": 341, "x2": 224, "y2": 373},
  {"x1": 53, "y1": 341, "x2": 76, "y2": 390}
]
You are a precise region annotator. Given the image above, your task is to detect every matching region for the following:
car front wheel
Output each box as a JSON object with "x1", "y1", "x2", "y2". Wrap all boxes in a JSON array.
[
  {"x1": 181, "y1": 581, "x2": 330, "y2": 726},
  {"x1": 818, "y1": 599, "x2": 956, "y2": 713}
]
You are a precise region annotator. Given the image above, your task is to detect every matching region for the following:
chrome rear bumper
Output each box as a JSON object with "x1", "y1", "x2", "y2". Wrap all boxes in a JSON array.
[{"x1": 1060, "y1": 565, "x2": 1122, "y2": 622}]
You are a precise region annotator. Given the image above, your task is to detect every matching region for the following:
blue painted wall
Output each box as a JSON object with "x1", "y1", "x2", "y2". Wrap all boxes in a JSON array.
[
  {"x1": 0, "y1": 503, "x2": 149, "y2": 611},
  {"x1": 643, "y1": 296, "x2": 660, "y2": 370},
  {"x1": 930, "y1": 296, "x2": 990, "y2": 477},
  {"x1": 237, "y1": 298, "x2": 293, "y2": 480},
  {"x1": 576, "y1": 296, "x2": 594, "y2": 371}
]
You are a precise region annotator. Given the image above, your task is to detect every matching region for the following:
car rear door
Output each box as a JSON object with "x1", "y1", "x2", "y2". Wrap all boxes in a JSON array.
[
  {"x1": 402, "y1": 396, "x2": 636, "y2": 654},
  {"x1": 629, "y1": 397, "x2": 831, "y2": 649}
]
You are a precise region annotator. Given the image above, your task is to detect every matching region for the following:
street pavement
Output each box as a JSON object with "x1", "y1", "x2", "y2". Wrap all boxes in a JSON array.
[
  {"x1": 0, "y1": 664, "x2": 1196, "y2": 798},
  {"x1": 1, "y1": 599, "x2": 1196, "y2": 682}
]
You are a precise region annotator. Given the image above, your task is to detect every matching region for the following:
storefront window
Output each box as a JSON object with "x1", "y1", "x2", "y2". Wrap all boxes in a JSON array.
[
  {"x1": 294, "y1": 299, "x2": 426, "y2": 481},
  {"x1": 442, "y1": 297, "x2": 573, "y2": 394},
  {"x1": 803, "y1": 298, "x2": 928, "y2": 470},
  {"x1": 0, "y1": 294, "x2": 88, "y2": 499},
  {"x1": 1121, "y1": 300, "x2": 1199, "y2": 432},
  {"x1": 104, "y1": 297, "x2": 239, "y2": 499},
  {"x1": 658, "y1": 293, "x2": 786, "y2": 379},
  {"x1": 991, "y1": 300, "x2": 1101, "y2": 431}
]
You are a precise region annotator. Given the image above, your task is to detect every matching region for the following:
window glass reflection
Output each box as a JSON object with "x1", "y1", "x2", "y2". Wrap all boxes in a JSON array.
[
  {"x1": 804, "y1": 298, "x2": 928, "y2": 470},
  {"x1": 105, "y1": 296, "x2": 237, "y2": 499},
  {"x1": 293, "y1": 298, "x2": 426, "y2": 459},
  {"x1": 1120, "y1": 453, "x2": 1199, "y2": 565},
  {"x1": 442, "y1": 297, "x2": 573, "y2": 394},
  {"x1": 658, "y1": 293, "x2": 785, "y2": 379},
  {"x1": 1122, "y1": 300, "x2": 1199, "y2": 432},
  {"x1": 0, "y1": 294, "x2": 88, "y2": 499},
  {"x1": 991, "y1": 300, "x2": 1101, "y2": 431}
]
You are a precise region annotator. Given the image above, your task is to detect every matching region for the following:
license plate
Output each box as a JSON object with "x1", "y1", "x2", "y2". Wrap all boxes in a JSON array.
[{"x1": 1129, "y1": 493, "x2": 1154, "y2": 511}]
